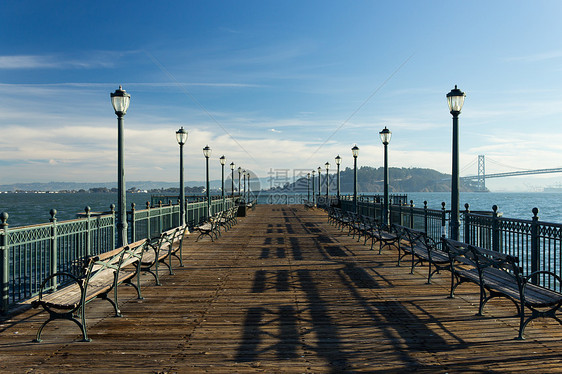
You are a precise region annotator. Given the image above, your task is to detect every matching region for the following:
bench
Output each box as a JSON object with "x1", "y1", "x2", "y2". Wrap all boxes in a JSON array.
[
  {"x1": 366, "y1": 220, "x2": 399, "y2": 253},
  {"x1": 327, "y1": 207, "x2": 346, "y2": 228},
  {"x1": 216, "y1": 207, "x2": 238, "y2": 233},
  {"x1": 442, "y1": 238, "x2": 562, "y2": 339},
  {"x1": 393, "y1": 225, "x2": 449, "y2": 283},
  {"x1": 345, "y1": 213, "x2": 369, "y2": 240},
  {"x1": 193, "y1": 215, "x2": 220, "y2": 242},
  {"x1": 142, "y1": 224, "x2": 188, "y2": 285},
  {"x1": 31, "y1": 239, "x2": 147, "y2": 342},
  {"x1": 342, "y1": 212, "x2": 359, "y2": 237}
]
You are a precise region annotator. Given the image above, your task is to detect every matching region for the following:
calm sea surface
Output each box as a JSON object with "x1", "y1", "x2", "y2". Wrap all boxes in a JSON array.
[{"x1": 1, "y1": 191, "x2": 561, "y2": 227}]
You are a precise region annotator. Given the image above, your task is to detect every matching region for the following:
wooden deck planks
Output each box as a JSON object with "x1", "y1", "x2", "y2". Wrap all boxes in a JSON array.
[{"x1": 0, "y1": 205, "x2": 561, "y2": 373}]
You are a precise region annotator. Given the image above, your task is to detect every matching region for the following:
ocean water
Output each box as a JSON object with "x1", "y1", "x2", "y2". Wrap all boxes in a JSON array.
[
  {"x1": 1, "y1": 191, "x2": 561, "y2": 228},
  {"x1": 0, "y1": 192, "x2": 153, "y2": 228}
]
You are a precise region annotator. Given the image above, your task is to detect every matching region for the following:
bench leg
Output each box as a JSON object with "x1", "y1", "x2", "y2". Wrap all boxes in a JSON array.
[
  {"x1": 34, "y1": 306, "x2": 91, "y2": 343},
  {"x1": 100, "y1": 293, "x2": 122, "y2": 317},
  {"x1": 142, "y1": 265, "x2": 161, "y2": 286}
]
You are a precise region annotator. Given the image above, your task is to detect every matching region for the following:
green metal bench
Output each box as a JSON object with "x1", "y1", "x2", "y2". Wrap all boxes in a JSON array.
[
  {"x1": 31, "y1": 239, "x2": 147, "y2": 342},
  {"x1": 142, "y1": 224, "x2": 188, "y2": 285},
  {"x1": 443, "y1": 238, "x2": 562, "y2": 339},
  {"x1": 194, "y1": 215, "x2": 220, "y2": 242},
  {"x1": 365, "y1": 220, "x2": 399, "y2": 253},
  {"x1": 393, "y1": 224, "x2": 449, "y2": 283}
]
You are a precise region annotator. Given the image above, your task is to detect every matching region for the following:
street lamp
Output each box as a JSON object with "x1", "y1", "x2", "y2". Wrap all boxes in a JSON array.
[
  {"x1": 352, "y1": 145, "x2": 359, "y2": 214},
  {"x1": 379, "y1": 127, "x2": 391, "y2": 225},
  {"x1": 220, "y1": 156, "x2": 226, "y2": 209},
  {"x1": 312, "y1": 170, "x2": 316, "y2": 206},
  {"x1": 335, "y1": 155, "x2": 341, "y2": 200},
  {"x1": 176, "y1": 127, "x2": 188, "y2": 226},
  {"x1": 237, "y1": 167, "x2": 242, "y2": 198},
  {"x1": 325, "y1": 162, "x2": 330, "y2": 199},
  {"x1": 111, "y1": 85, "x2": 131, "y2": 247},
  {"x1": 243, "y1": 170, "x2": 246, "y2": 202},
  {"x1": 447, "y1": 85, "x2": 466, "y2": 240},
  {"x1": 230, "y1": 162, "x2": 235, "y2": 199},
  {"x1": 307, "y1": 172, "x2": 310, "y2": 202},
  {"x1": 317, "y1": 166, "x2": 321, "y2": 206},
  {"x1": 203, "y1": 145, "x2": 212, "y2": 218},
  {"x1": 247, "y1": 172, "x2": 251, "y2": 202}
]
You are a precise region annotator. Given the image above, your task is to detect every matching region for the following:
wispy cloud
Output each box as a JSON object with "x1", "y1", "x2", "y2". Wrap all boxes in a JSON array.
[
  {"x1": 0, "y1": 51, "x2": 141, "y2": 70},
  {"x1": 505, "y1": 50, "x2": 562, "y2": 63},
  {"x1": 0, "y1": 54, "x2": 112, "y2": 69}
]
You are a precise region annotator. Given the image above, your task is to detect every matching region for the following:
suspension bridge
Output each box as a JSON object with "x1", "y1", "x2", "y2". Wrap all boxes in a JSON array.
[{"x1": 460, "y1": 155, "x2": 562, "y2": 191}]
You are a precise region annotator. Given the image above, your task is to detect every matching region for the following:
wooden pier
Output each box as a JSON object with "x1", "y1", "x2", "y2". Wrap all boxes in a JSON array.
[{"x1": 1, "y1": 205, "x2": 561, "y2": 372}]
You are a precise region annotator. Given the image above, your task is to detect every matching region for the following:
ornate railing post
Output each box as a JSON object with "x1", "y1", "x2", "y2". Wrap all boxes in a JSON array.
[
  {"x1": 49, "y1": 209, "x2": 58, "y2": 290},
  {"x1": 177, "y1": 199, "x2": 181, "y2": 227},
  {"x1": 464, "y1": 203, "x2": 470, "y2": 244},
  {"x1": 146, "y1": 202, "x2": 151, "y2": 240},
  {"x1": 441, "y1": 202, "x2": 447, "y2": 238},
  {"x1": 492, "y1": 205, "x2": 499, "y2": 252},
  {"x1": 1, "y1": 212, "x2": 9, "y2": 313},
  {"x1": 531, "y1": 207, "x2": 540, "y2": 285},
  {"x1": 85, "y1": 206, "x2": 92, "y2": 257},
  {"x1": 380, "y1": 198, "x2": 384, "y2": 223},
  {"x1": 110, "y1": 204, "x2": 116, "y2": 250},
  {"x1": 409, "y1": 200, "x2": 414, "y2": 229},
  {"x1": 169, "y1": 201, "x2": 174, "y2": 230},
  {"x1": 423, "y1": 201, "x2": 428, "y2": 234},
  {"x1": 158, "y1": 201, "x2": 163, "y2": 235},
  {"x1": 130, "y1": 203, "x2": 136, "y2": 243}
]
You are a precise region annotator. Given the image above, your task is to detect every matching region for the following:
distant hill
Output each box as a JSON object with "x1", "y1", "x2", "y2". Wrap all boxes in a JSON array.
[
  {"x1": 275, "y1": 166, "x2": 484, "y2": 193},
  {"x1": 0, "y1": 167, "x2": 483, "y2": 193},
  {"x1": 0, "y1": 181, "x2": 208, "y2": 192}
]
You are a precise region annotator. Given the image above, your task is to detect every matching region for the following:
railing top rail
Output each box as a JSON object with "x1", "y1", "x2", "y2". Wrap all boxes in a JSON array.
[{"x1": 1, "y1": 213, "x2": 115, "y2": 232}]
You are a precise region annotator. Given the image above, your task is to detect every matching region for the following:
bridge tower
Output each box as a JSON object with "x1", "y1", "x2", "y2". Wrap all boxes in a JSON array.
[{"x1": 477, "y1": 155, "x2": 486, "y2": 191}]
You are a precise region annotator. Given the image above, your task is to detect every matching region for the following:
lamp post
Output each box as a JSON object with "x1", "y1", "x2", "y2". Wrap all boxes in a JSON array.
[
  {"x1": 247, "y1": 172, "x2": 251, "y2": 202},
  {"x1": 307, "y1": 172, "x2": 310, "y2": 202},
  {"x1": 176, "y1": 127, "x2": 188, "y2": 226},
  {"x1": 447, "y1": 85, "x2": 466, "y2": 241},
  {"x1": 312, "y1": 170, "x2": 316, "y2": 206},
  {"x1": 380, "y1": 127, "x2": 391, "y2": 225},
  {"x1": 317, "y1": 166, "x2": 321, "y2": 205},
  {"x1": 325, "y1": 162, "x2": 330, "y2": 199},
  {"x1": 203, "y1": 145, "x2": 212, "y2": 218},
  {"x1": 220, "y1": 156, "x2": 226, "y2": 209},
  {"x1": 352, "y1": 145, "x2": 359, "y2": 214},
  {"x1": 237, "y1": 167, "x2": 242, "y2": 197},
  {"x1": 111, "y1": 86, "x2": 131, "y2": 247},
  {"x1": 230, "y1": 162, "x2": 235, "y2": 199},
  {"x1": 335, "y1": 155, "x2": 341, "y2": 200},
  {"x1": 243, "y1": 170, "x2": 246, "y2": 202}
]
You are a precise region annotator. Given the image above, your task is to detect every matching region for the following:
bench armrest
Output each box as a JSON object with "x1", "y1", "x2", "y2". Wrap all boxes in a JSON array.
[
  {"x1": 523, "y1": 270, "x2": 562, "y2": 289},
  {"x1": 32, "y1": 272, "x2": 84, "y2": 308}
]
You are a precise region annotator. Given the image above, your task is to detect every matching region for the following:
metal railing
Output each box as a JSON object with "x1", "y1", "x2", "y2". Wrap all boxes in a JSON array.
[
  {"x1": 335, "y1": 197, "x2": 561, "y2": 293},
  {"x1": 0, "y1": 207, "x2": 116, "y2": 312},
  {"x1": 0, "y1": 197, "x2": 237, "y2": 313},
  {"x1": 464, "y1": 206, "x2": 561, "y2": 292}
]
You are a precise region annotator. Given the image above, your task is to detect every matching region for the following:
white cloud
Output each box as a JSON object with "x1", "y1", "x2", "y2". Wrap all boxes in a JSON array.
[
  {"x1": 0, "y1": 54, "x2": 115, "y2": 69},
  {"x1": 505, "y1": 50, "x2": 562, "y2": 63}
]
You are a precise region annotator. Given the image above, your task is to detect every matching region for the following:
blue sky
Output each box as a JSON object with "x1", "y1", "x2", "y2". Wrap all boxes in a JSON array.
[{"x1": 1, "y1": 1, "x2": 562, "y2": 191}]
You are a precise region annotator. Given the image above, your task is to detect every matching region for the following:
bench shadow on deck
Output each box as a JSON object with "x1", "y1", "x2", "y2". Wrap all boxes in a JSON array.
[{"x1": 1, "y1": 205, "x2": 561, "y2": 373}]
